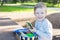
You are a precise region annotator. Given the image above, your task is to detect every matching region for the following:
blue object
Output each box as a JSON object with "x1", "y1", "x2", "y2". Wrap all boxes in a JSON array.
[
  {"x1": 14, "y1": 28, "x2": 29, "y2": 33},
  {"x1": 14, "y1": 28, "x2": 38, "y2": 40}
]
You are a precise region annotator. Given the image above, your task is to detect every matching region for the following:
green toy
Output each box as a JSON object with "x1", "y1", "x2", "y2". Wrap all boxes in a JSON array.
[
  {"x1": 26, "y1": 22, "x2": 33, "y2": 29},
  {"x1": 26, "y1": 33, "x2": 34, "y2": 37}
]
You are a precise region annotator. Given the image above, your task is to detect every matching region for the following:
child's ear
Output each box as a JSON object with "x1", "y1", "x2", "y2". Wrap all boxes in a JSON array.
[
  {"x1": 45, "y1": 10, "x2": 47, "y2": 15},
  {"x1": 45, "y1": 10, "x2": 47, "y2": 13},
  {"x1": 45, "y1": 10, "x2": 47, "y2": 17}
]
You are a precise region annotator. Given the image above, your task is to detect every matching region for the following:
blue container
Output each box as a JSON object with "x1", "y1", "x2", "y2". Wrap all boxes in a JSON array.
[{"x1": 14, "y1": 28, "x2": 38, "y2": 40}]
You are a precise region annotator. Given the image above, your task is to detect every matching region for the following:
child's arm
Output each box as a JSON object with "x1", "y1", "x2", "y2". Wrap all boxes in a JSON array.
[
  {"x1": 35, "y1": 22, "x2": 52, "y2": 40},
  {"x1": 29, "y1": 28, "x2": 50, "y2": 40}
]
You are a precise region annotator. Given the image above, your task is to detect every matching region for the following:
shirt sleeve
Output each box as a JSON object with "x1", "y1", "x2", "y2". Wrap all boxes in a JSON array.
[
  {"x1": 34, "y1": 21, "x2": 53, "y2": 40},
  {"x1": 44, "y1": 21, "x2": 53, "y2": 40}
]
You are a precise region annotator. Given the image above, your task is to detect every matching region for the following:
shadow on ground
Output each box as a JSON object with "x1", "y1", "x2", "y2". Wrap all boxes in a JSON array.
[
  {"x1": 0, "y1": 31, "x2": 17, "y2": 40},
  {"x1": 0, "y1": 18, "x2": 18, "y2": 40},
  {"x1": 46, "y1": 12, "x2": 60, "y2": 29},
  {"x1": 0, "y1": 18, "x2": 18, "y2": 26}
]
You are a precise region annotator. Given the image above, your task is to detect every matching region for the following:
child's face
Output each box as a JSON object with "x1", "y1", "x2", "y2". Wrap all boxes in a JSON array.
[{"x1": 34, "y1": 8, "x2": 47, "y2": 21}]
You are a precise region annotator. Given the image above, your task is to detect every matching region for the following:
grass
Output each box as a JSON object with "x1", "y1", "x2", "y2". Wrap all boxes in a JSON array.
[
  {"x1": 0, "y1": 6, "x2": 59, "y2": 12},
  {"x1": 0, "y1": 6, "x2": 33, "y2": 12}
]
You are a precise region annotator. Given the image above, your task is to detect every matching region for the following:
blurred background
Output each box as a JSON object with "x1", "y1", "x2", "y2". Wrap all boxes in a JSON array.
[
  {"x1": 0, "y1": 0, "x2": 60, "y2": 40},
  {"x1": 0, "y1": 0, "x2": 60, "y2": 12}
]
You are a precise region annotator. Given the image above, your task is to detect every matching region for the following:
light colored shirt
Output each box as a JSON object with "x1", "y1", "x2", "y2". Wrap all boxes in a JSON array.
[{"x1": 35, "y1": 18, "x2": 53, "y2": 40}]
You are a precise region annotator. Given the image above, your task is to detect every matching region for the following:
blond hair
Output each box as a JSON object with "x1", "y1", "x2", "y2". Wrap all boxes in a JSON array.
[{"x1": 34, "y1": 2, "x2": 47, "y2": 12}]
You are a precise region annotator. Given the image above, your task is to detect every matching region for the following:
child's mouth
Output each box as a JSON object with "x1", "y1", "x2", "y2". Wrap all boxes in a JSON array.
[{"x1": 38, "y1": 17, "x2": 43, "y2": 19}]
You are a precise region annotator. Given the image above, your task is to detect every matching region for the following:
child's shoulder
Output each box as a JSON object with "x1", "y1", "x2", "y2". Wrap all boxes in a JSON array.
[
  {"x1": 45, "y1": 18, "x2": 50, "y2": 23},
  {"x1": 45, "y1": 18, "x2": 52, "y2": 26}
]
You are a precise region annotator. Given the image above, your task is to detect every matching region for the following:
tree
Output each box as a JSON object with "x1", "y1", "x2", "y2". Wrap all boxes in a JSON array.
[
  {"x1": 1, "y1": 0, "x2": 4, "y2": 6},
  {"x1": 12, "y1": 0, "x2": 18, "y2": 3},
  {"x1": 20, "y1": 0, "x2": 25, "y2": 5},
  {"x1": 57, "y1": 0, "x2": 60, "y2": 7},
  {"x1": 36, "y1": 0, "x2": 43, "y2": 2},
  {"x1": 20, "y1": 0, "x2": 25, "y2": 3}
]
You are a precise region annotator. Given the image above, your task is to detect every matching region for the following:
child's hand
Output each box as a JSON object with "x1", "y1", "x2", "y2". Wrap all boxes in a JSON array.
[{"x1": 29, "y1": 27, "x2": 36, "y2": 32}]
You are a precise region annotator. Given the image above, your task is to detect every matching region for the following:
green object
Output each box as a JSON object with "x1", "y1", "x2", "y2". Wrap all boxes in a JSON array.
[
  {"x1": 26, "y1": 33, "x2": 34, "y2": 37},
  {"x1": 26, "y1": 22, "x2": 33, "y2": 29}
]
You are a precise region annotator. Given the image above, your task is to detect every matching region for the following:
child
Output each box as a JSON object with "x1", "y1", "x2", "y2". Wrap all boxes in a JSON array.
[{"x1": 24, "y1": 2, "x2": 53, "y2": 40}]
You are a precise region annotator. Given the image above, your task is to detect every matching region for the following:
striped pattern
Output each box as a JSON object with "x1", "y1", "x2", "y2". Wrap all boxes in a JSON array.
[
  {"x1": 19, "y1": 36, "x2": 38, "y2": 40},
  {"x1": 16, "y1": 33, "x2": 38, "y2": 40}
]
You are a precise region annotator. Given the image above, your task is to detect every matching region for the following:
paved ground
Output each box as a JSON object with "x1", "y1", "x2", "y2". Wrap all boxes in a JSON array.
[{"x1": 0, "y1": 11, "x2": 60, "y2": 40}]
